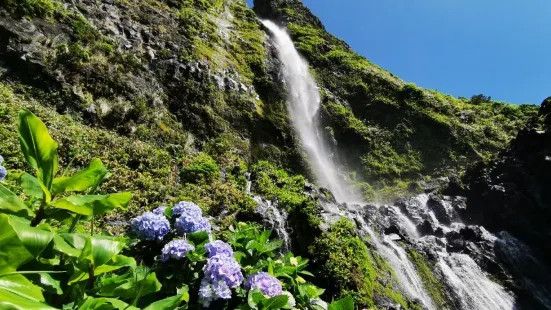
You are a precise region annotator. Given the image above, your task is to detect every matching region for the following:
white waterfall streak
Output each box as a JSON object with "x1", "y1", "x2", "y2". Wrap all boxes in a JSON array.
[{"x1": 261, "y1": 20, "x2": 355, "y2": 203}]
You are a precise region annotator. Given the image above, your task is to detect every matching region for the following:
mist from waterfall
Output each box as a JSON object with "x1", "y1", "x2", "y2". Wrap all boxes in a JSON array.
[{"x1": 261, "y1": 20, "x2": 359, "y2": 204}]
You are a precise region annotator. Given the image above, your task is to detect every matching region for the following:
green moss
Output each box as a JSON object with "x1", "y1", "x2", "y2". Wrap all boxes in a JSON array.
[
  {"x1": 310, "y1": 218, "x2": 423, "y2": 309},
  {"x1": 408, "y1": 249, "x2": 449, "y2": 308},
  {"x1": 180, "y1": 152, "x2": 220, "y2": 184},
  {"x1": 1, "y1": 0, "x2": 59, "y2": 18}
]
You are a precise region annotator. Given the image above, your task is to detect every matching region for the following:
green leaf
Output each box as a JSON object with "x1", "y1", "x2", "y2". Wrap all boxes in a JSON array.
[
  {"x1": 52, "y1": 234, "x2": 82, "y2": 257},
  {"x1": 69, "y1": 235, "x2": 127, "y2": 284},
  {"x1": 0, "y1": 183, "x2": 34, "y2": 218},
  {"x1": 143, "y1": 292, "x2": 188, "y2": 310},
  {"x1": 20, "y1": 173, "x2": 51, "y2": 203},
  {"x1": 0, "y1": 274, "x2": 45, "y2": 302},
  {"x1": 261, "y1": 295, "x2": 288, "y2": 310},
  {"x1": 99, "y1": 265, "x2": 162, "y2": 299},
  {"x1": 247, "y1": 289, "x2": 265, "y2": 309},
  {"x1": 52, "y1": 159, "x2": 108, "y2": 194},
  {"x1": 28, "y1": 273, "x2": 63, "y2": 295},
  {"x1": 71, "y1": 255, "x2": 135, "y2": 283},
  {"x1": 0, "y1": 289, "x2": 56, "y2": 310},
  {"x1": 50, "y1": 193, "x2": 132, "y2": 216},
  {"x1": 18, "y1": 109, "x2": 59, "y2": 189},
  {"x1": 328, "y1": 296, "x2": 354, "y2": 310},
  {"x1": 78, "y1": 297, "x2": 139, "y2": 310},
  {"x1": 0, "y1": 214, "x2": 54, "y2": 275},
  {"x1": 188, "y1": 231, "x2": 209, "y2": 246}
]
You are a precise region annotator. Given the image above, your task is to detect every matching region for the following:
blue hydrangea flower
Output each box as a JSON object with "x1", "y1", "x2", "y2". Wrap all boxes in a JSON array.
[
  {"x1": 172, "y1": 201, "x2": 202, "y2": 217},
  {"x1": 198, "y1": 279, "x2": 232, "y2": 307},
  {"x1": 245, "y1": 272, "x2": 283, "y2": 297},
  {"x1": 0, "y1": 165, "x2": 6, "y2": 182},
  {"x1": 160, "y1": 239, "x2": 195, "y2": 262},
  {"x1": 130, "y1": 212, "x2": 170, "y2": 241},
  {"x1": 152, "y1": 205, "x2": 167, "y2": 216},
  {"x1": 203, "y1": 254, "x2": 244, "y2": 288},
  {"x1": 199, "y1": 252, "x2": 243, "y2": 307},
  {"x1": 175, "y1": 213, "x2": 211, "y2": 234},
  {"x1": 205, "y1": 240, "x2": 233, "y2": 258}
]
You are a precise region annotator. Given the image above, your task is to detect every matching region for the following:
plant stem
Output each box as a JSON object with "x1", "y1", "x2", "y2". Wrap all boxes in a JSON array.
[{"x1": 31, "y1": 200, "x2": 46, "y2": 227}]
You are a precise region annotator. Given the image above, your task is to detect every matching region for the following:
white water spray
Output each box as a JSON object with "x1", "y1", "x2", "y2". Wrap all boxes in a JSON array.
[{"x1": 261, "y1": 20, "x2": 356, "y2": 203}]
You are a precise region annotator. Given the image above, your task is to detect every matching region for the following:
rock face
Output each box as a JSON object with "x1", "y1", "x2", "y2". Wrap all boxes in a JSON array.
[{"x1": 463, "y1": 98, "x2": 551, "y2": 263}]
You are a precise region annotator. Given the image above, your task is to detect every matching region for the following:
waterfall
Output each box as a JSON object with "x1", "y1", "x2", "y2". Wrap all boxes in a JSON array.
[
  {"x1": 262, "y1": 20, "x2": 523, "y2": 310},
  {"x1": 261, "y1": 20, "x2": 357, "y2": 204}
]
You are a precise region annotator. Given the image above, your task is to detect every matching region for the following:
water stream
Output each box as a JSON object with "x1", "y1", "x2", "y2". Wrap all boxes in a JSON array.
[{"x1": 262, "y1": 20, "x2": 524, "y2": 310}]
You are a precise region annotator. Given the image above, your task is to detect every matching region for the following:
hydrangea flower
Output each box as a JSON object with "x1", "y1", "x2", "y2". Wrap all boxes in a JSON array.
[
  {"x1": 245, "y1": 272, "x2": 283, "y2": 297},
  {"x1": 205, "y1": 240, "x2": 233, "y2": 258},
  {"x1": 198, "y1": 279, "x2": 232, "y2": 307},
  {"x1": 203, "y1": 254, "x2": 244, "y2": 288},
  {"x1": 172, "y1": 201, "x2": 202, "y2": 217},
  {"x1": 160, "y1": 239, "x2": 195, "y2": 262},
  {"x1": 283, "y1": 291, "x2": 296, "y2": 307},
  {"x1": 175, "y1": 213, "x2": 211, "y2": 234},
  {"x1": 130, "y1": 212, "x2": 170, "y2": 241},
  {"x1": 152, "y1": 205, "x2": 167, "y2": 216},
  {"x1": 0, "y1": 165, "x2": 6, "y2": 182},
  {"x1": 199, "y1": 252, "x2": 244, "y2": 306}
]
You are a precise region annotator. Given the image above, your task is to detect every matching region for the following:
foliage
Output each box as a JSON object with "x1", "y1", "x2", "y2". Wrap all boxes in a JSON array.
[
  {"x1": 0, "y1": 109, "x2": 187, "y2": 309},
  {"x1": 180, "y1": 153, "x2": 220, "y2": 184},
  {"x1": 0, "y1": 109, "x2": 354, "y2": 309}
]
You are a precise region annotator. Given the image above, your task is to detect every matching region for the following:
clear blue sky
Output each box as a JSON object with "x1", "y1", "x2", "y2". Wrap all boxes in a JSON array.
[{"x1": 246, "y1": 0, "x2": 551, "y2": 104}]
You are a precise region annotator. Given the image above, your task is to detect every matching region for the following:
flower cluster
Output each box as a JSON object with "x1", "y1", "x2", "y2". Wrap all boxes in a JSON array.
[
  {"x1": 152, "y1": 205, "x2": 167, "y2": 216},
  {"x1": 245, "y1": 272, "x2": 283, "y2": 297},
  {"x1": 160, "y1": 239, "x2": 195, "y2": 262},
  {"x1": 130, "y1": 212, "x2": 170, "y2": 241},
  {"x1": 0, "y1": 155, "x2": 6, "y2": 182},
  {"x1": 199, "y1": 241, "x2": 243, "y2": 307},
  {"x1": 173, "y1": 201, "x2": 211, "y2": 234},
  {"x1": 205, "y1": 240, "x2": 234, "y2": 258}
]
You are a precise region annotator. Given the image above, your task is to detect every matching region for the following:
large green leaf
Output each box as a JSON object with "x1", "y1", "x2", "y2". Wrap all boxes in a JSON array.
[
  {"x1": 28, "y1": 273, "x2": 63, "y2": 295},
  {"x1": 69, "y1": 235, "x2": 127, "y2": 284},
  {"x1": 0, "y1": 183, "x2": 34, "y2": 218},
  {"x1": 143, "y1": 287, "x2": 189, "y2": 310},
  {"x1": 20, "y1": 173, "x2": 51, "y2": 203},
  {"x1": 52, "y1": 159, "x2": 108, "y2": 194},
  {"x1": 99, "y1": 265, "x2": 161, "y2": 299},
  {"x1": 50, "y1": 193, "x2": 132, "y2": 216},
  {"x1": 70, "y1": 255, "x2": 135, "y2": 284},
  {"x1": 18, "y1": 109, "x2": 59, "y2": 189},
  {"x1": 0, "y1": 214, "x2": 54, "y2": 275},
  {"x1": 328, "y1": 296, "x2": 354, "y2": 310},
  {"x1": 78, "y1": 297, "x2": 139, "y2": 310},
  {"x1": 261, "y1": 295, "x2": 288, "y2": 309},
  {"x1": 0, "y1": 274, "x2": 56, "y2": 310}
]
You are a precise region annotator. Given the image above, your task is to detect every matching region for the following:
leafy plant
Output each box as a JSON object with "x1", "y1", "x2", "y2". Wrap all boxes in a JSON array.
[{"x1": 0, "y1": 109, "x2": 187, "y2": 309}]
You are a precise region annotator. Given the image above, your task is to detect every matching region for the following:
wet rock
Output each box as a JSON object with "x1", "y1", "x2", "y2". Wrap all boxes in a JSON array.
[{"x1": 427, "y1": 194, "x2": 459, "y2": 225}]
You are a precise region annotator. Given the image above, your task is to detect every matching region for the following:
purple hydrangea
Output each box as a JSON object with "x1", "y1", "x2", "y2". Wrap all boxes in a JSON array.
[
  {"x1": 198, "y1": 279, "x2": 232, "y2": 307},
  {"x1": 245, "y1": 272, "x2": 283, "y2": 297},
  {"x1": 205, "y1": 240, "x2": 234, "y2": 258},
  {"x1": 160, "y1": 239, "x2": 195, "y2": 262},
  {"x1": 199, "y1": 252, "x2": 244, "y2": 306},
  {"x1": 175, "y1": 213, "x2": 211, "y2": 234},
  {"x1": 203, "y1": 254, "x2": 244, "y2": 288},
  {"x1": 130, "y1": 212, "x2": 170, "y2": 241},
  {"x1": 0, "y1": 165, "x2": 6, "y2": 182},
  {"x1": 172, "y1": 201, "x2": 202, "y2": 217},
  {"x1": 152, "y1": 205, "x2": 167, "y2": 216}
]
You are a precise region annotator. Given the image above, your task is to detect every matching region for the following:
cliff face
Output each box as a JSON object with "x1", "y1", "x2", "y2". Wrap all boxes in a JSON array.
[
  {"x1": 0, "y1": 0, "x2": 539, "y2": 204},
  {"x1": 253, "y1": 0, "x2": 538, "y2": 198}
]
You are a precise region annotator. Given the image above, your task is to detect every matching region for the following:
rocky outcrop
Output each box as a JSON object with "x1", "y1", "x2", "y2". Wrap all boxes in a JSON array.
[{"x1": 463, "y1": 97, "x2": 551, "y2": 263}]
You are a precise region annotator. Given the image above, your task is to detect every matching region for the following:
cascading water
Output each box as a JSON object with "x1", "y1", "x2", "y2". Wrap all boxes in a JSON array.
[
  {"x1": 261, "y1": 20, "x2": 537, "y2": 310},
  {"x1": 261, "y1": 20, "x2": 356, "y2": 204}
]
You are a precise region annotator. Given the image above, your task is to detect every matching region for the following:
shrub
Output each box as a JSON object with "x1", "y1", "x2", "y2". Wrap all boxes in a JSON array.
[{"x1": 180, "y1": 152, "x2": 220, "y2": 184}]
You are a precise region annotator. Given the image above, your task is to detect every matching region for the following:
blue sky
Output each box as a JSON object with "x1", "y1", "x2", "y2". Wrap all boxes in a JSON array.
[{"x1": 246, "y1": 0, "x2": 551, "y2": 104}]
